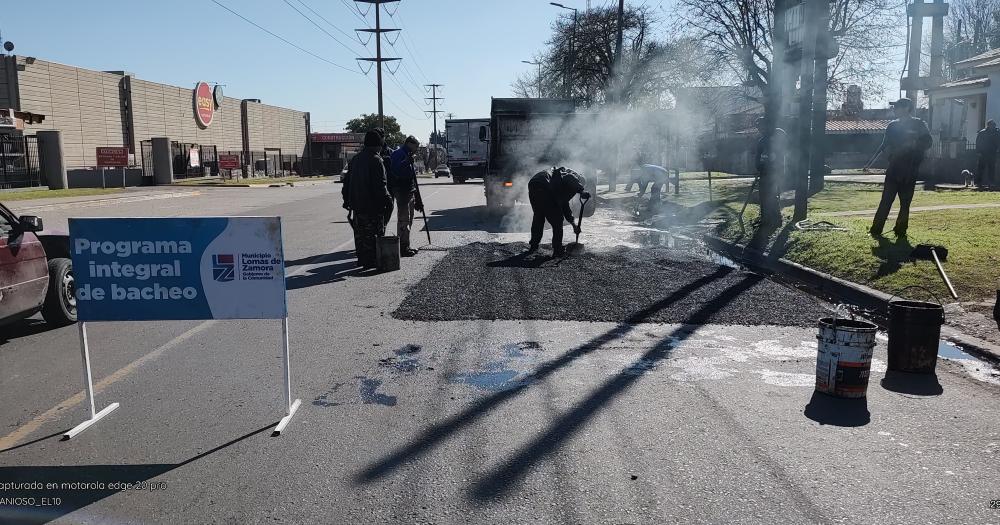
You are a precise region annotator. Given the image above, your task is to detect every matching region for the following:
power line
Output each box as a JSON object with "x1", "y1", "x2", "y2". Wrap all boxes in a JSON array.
[
  {"x1": 282, "y1": 0, "x2": 361, "y2": 55},
  {"x1": 210, "y1": 0, "x2": 360, "y2": 74},
  {"x1": 294, "y1": 0, "x2": 366, "y2": 51}
]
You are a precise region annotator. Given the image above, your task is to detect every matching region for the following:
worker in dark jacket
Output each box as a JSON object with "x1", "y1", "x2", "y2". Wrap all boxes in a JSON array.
[
  {"x1": 869, "y1": 98, "x2": 932, "y2": 237},
  {"x1": 343, "y1": 130, "x2": 393, "y2": 269},
  {"x1": 389, "y1": 136, "x2": 424, "y2": 257},
  {"x1": 527, "y1": 167, "x2": 590, "y2": 257},
  {"x1": 975, "y1": 120, "x2": 1000, "y2": 188}
]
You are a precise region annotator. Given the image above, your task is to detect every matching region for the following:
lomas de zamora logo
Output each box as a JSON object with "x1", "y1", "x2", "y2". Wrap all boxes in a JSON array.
[{"x1": 212, "y1": 254, "x2": 235, "y2": 282}]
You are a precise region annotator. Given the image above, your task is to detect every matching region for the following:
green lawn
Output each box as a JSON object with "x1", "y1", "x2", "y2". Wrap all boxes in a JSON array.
[
  {"x1": 0, "y1": 188, "x2": 125, "y2": 201},
  {"x1": 659, "y1": 180, "x2": 1000, "y2": 302}
]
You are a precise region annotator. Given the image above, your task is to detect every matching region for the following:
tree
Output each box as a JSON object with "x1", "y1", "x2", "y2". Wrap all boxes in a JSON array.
[
  {"x1": 429, "y1": 130, "x2": 445, "y2": 147},
  {"x1": 345, "y1": 113, "x2": 406, "y2": 146},
  {"x1": 510, "y1": 5, "x2": 713, "y2": 108},
  {"x1": 944, "y1": 0, "x2": 1000, "y2": 77},
  {"x1": 679, "y1": 0, "x2": 903, "y2": 114}
]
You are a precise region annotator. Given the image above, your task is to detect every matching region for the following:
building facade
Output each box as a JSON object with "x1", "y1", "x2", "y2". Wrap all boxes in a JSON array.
[{"x1": 0, "y1": 55, "x2": 310, "y2": 176}]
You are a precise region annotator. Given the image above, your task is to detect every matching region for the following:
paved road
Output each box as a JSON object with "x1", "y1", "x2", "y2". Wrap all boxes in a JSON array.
[{"x1": 1, "y1": 181, "x2": 999, "y2": 524}]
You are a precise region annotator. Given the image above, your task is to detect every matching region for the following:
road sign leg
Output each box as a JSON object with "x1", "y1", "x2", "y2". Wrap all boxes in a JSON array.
[
  {"x1": 64, "y1": 322, "x2": 119, "y2": 440},
  {"x1": 273, "y1": 317, "x2": 300, "y2": 436}
]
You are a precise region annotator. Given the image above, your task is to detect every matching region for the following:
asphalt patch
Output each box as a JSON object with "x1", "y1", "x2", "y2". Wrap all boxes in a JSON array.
[{"x1": 394, "y1": 242, "x2": 824, "y2": 327}]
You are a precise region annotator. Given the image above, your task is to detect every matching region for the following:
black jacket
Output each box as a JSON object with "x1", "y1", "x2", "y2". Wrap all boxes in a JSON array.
[
  {"x1": 529, "y1": 168, "x2": 585, "y2": 223},
  {"x1": 343, "y1": 147, "x2": 392, "y2": 215},
  {"x1": 976, "y1": 127, "x2": 1000, "y2": 156}
]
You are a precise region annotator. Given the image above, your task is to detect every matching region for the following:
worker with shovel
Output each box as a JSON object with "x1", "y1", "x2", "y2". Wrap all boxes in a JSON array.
[
  {"x1": 389, "y1": 136, "x2": 425, "y2": 258},
  {"x1": 868, "y1": 97, "x2": 932, "y2": 238},
  {"x1": 342, "y1": 130, "x2": 393, "y2": 270},
  {"x1": 526, "y1": 167, "x2": 590, "y2": 257}
]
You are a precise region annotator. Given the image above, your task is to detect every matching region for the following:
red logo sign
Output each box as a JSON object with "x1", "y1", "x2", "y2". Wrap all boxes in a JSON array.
[
  {"x1": 96, "y1": 147, "x2": 129, "y2": 167},
  {"x1": 218, "y1": 154, "x2": 240, "y2": 169},
  {"x1": 194, "y1": 82, "x2": 215, "y2": 128}
]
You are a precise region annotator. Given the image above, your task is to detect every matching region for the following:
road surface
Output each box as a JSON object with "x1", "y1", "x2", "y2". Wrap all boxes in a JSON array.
[{"x1": 1, "y1": 180, "x2": 999, "y2": 524}]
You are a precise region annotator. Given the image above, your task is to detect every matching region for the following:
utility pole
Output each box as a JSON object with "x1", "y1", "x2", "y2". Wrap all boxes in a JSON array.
[
  {"x1": 794, "y1": 0, "x2": 820, "y2": 220},
  {"x1": 355, "y1": 0, "x2": 400, "y2": 129},
  {"x1": 551, "y1": 3, "x2": 578, "y2": 100},
  {"x1": 425, "y1": 84, "x2": 443, "y2": 146},
  {"x1": 612, "y1": 0, "x2": 625, "y2": 104},
  {"x1": 522, "y1": 60, "x2": 543, "y2": 97}
]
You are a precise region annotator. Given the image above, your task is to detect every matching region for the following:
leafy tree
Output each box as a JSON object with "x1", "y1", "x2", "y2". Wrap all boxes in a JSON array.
[
  {"x1": 429, "y1": 130, "x2": 446, "y2": 147},
  {"x1": 679, "y1": 0, "x2": 902, "y2": 114},
  {"x1": 511, "y1": 5, "x2": 712, "y2": 108},
  {"x1": 345, "y1": 114, "x2": 406, "y2": 147}
]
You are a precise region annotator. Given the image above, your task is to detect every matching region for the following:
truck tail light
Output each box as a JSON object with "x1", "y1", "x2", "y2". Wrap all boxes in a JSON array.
[{"x1": 503, "y1": 182, "x2": 513, "y2": 187}]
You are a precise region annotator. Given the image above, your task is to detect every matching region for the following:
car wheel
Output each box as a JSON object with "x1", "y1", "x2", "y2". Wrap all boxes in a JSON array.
[{"x1": 41, "y1": 258, "x2": 76, "y2": 326}]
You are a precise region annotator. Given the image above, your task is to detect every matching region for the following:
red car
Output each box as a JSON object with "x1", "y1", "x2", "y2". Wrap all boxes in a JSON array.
[{"x1": 0, "y1": 201, "x2": 76, "y2": 327}]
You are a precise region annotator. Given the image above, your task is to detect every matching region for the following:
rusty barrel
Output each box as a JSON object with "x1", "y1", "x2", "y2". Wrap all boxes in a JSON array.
[
  {"x1": 815, "y1": 318, "x2": 878, "y2": 398},
  {"x1": 887, "y1": 300, "x2": 944, "y2": 374}
]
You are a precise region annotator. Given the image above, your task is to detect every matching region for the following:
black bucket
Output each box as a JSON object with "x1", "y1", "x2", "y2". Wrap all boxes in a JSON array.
[{"x1": 887, "y1": 300, "x2": 945, "y2": 374}]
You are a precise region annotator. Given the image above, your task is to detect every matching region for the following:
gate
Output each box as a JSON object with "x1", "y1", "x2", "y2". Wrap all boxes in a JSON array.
[
  {"x1": 0, "y1": 135, "x2": 41, "y2": 189},
  {"x1": 140, "y1": 140, "x2": 155, "y2": 181}
]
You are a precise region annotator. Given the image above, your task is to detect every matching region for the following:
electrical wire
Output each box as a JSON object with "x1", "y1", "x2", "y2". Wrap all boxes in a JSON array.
[
  {"x1": 282, "y1": 0, "x2": 362, "y2": 55},
  {"x1": 210, "y1": 0, "x2": 360, "y2": 74},
  {"x1": 295, "y1": 0, "x2": 367, "y2": 50}
]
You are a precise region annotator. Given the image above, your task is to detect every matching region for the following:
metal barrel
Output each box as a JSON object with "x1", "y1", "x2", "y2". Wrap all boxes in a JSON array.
[
  {"x1": 887, "y1": 300, "x2": 944, "y2": 374},
  {"x1": 376, "y1": 236, "x2": 400, "y2": 272},
  {"x1": 815, "y1": 318, "x2": 878, "y2": 398}
]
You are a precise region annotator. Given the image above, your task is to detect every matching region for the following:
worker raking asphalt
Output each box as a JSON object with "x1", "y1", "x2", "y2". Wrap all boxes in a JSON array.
[{"x1": 394, "y1": 242, "x2": 825, "y2": 326}]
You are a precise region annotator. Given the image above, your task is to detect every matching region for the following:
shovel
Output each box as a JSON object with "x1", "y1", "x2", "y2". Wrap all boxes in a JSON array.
[
  {"x1": 574, "y1": 193, "x2": 590, "y2": 245},
  {"x1": 911, "y1": 244, "x2": 958, "y2": 300}
]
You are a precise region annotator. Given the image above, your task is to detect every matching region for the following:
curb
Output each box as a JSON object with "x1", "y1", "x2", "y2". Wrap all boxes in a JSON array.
[{"x1": 703, "y1": 234, "x2": 1000, "y2": 365}]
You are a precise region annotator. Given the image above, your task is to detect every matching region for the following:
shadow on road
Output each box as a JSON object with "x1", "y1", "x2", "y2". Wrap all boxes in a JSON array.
[
  {"x1": 285, "y1": 249, "x2": 356, "y2": 268},
  {"x1": 803, "y1": 391, "x2": 871, "y2": 427},
  {"x1": 424, "y1": 205, "x2": 526, "y2": 234},
  {"x1": 0, "y1": 423, "x2": 275, "y2": 525},
  {"x1": 355, "y1": 267, "x2": 762, "y2": 497},
  {"x1": 285, "y1": 260, "x2": 363, "y2": 290},
  {"x1": 0, "y1": 320, "x2": 64, "y2": 347},
  {"x1": 880, "y1": 371, "x2": 943, "y2": 396},
  {"x1": 486, "y1": 251, "x2": 555, "y2": 269}
]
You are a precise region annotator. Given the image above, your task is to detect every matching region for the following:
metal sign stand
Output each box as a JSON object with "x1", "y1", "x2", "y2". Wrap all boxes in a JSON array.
[
  {"x1": 273, "y1": 317, "x2": 301, "y2": 435},
  {"x1": 64, "y1": 318, "x2": 301, "y2": 439},
  {"x1": 63, "y1": 322, "x2": 120, "y2": 439}
]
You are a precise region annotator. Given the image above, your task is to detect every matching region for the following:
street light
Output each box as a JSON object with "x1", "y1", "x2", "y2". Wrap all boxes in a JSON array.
[
  {"x1": 522, "y1": 60, "x2": 543, "y2": 98},
  {"x1": 550, "y1": 2, "x2": 578, "y2": 99}
]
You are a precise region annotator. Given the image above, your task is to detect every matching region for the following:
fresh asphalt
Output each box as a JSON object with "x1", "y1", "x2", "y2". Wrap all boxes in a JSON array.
[{"x1": 1, "y1": 180, "x2": 999, "y2": 524}]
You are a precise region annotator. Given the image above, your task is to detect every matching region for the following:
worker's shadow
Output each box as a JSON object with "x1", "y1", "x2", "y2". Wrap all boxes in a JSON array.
[
  {"x1": 871, "y1": 235, "x2": 914, "y2": 277},
  {"x1": 487, "y1": 251, "x2": 555, "y2": 269}
]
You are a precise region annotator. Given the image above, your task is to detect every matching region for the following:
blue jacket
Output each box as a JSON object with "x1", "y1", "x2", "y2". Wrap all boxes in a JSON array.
[{"x1": 389, "y1": 147, "x2": 417, "y2": 194}]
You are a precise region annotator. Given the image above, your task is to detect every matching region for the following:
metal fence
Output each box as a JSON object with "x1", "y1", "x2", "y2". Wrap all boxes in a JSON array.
[
  {"x1": 140, "y1": 140, "x2": 154, "y2": 180},
  {"x1": 0, "y1": 135, "x2": 41, "y2": 189}
]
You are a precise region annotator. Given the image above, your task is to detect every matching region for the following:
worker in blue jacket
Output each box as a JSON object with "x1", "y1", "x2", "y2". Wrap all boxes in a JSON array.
[{"x1": 389, "y1": 136, "x2": 424, "y2": 257}]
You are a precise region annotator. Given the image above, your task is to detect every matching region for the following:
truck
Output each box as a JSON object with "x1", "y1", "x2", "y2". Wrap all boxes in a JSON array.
[
  {"x1": 482, "y1": 98, "x2": 595, "y2": 215},
  {"x1": 445, "y1": 118, "x2": 490, "y2": 183}
]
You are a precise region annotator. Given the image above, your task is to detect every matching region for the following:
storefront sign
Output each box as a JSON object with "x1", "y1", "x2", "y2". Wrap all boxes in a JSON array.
[
  {"x1": 96, "y1": 146, "x2": 129, "y2": 167},
  {"x1": 189, "y1": 147, "x2": 201, "y2": 168},
  {"x1": 310, "y1": 133, "x2": 365, "y2": 143},
  {"x1": 218, "y1": 154, "x2": 240, "y2": 169},
  {"x1": 69, "y1": 217, "x2": 287, "y2": 321},
  {"x1": 194, "y1": 82, "x2": 215, "y2": 128}
]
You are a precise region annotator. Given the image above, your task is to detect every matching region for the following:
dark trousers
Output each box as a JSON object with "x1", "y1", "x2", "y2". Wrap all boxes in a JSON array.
[
  {"x1": 871, "y1": 160, "x2": 918, "y2": 235},
  {"x1": 353, "y1": 213, "x2": 384, "y2": 267},
  {"x1": 528, "y1": 181, "x2": 564, "y2": 250},
  {"x1": 976, "y1": 154, "x2": 997, "y2": 187}
]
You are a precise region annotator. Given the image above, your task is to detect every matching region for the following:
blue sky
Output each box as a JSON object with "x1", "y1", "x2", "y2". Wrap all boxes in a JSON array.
[
  {"x1": 4, "y1": 1, "x2": 903, "y2": 142},
  {"x1": 4, "y1": 0, "x2": 615, "y2": 140}
]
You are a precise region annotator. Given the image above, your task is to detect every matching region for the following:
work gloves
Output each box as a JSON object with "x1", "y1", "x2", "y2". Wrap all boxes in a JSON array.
[
  {"x1": 415, "y1": 199, "x2": 424, "y2": 213},
  {"x1": 581, "y1": 191, "x2": 591, "y2": 200},
  {"x1": 573, "y1": 224, "x2": 582, "y2": 235}
]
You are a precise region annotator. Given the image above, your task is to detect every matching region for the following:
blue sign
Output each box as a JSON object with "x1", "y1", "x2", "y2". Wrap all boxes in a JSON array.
[{"x1": 69, "y1": 217, "x2": 287, "y2": 321}]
